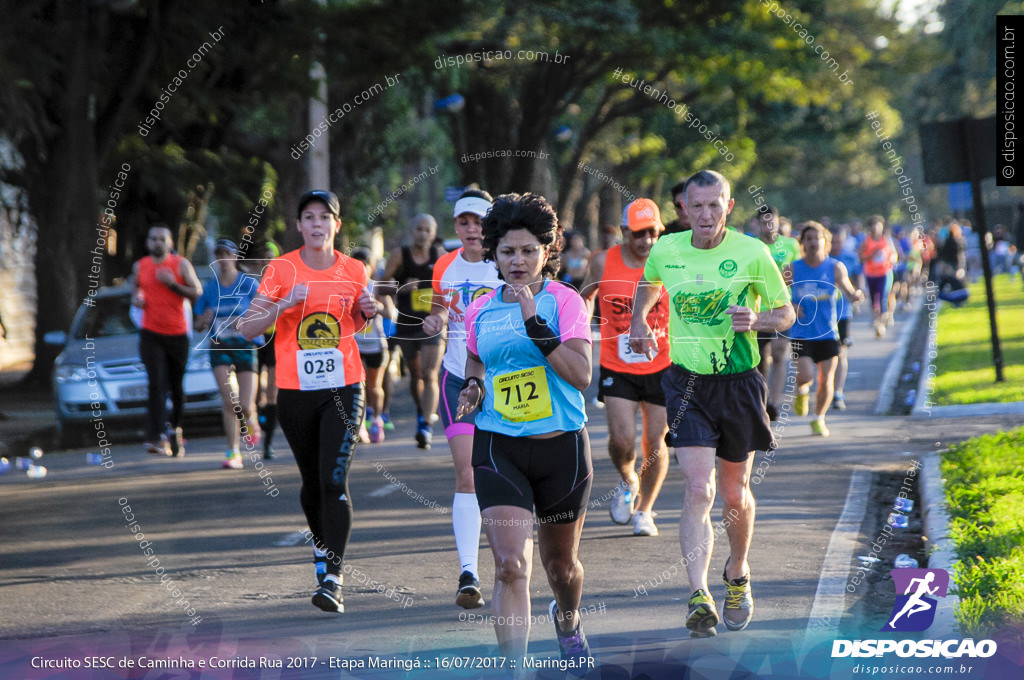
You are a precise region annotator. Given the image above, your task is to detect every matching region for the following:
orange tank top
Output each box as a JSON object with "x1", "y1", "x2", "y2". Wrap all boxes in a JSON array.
[
  {"x1": 137, "y1": 254, "x2": 188, "y2": 335},
  {"x1": 597, "y1": 245, "x2": 670, "y2": 374}
]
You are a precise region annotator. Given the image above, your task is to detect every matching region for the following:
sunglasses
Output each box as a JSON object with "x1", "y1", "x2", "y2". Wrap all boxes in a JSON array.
[{"x1": 630, "y1": 228, "x2": 658, "y2": 239}]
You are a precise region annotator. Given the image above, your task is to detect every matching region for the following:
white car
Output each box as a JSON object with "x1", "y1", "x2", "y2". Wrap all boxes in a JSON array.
[{"x1": 45, "y1": 286, "x2": 222, "y2": 448}]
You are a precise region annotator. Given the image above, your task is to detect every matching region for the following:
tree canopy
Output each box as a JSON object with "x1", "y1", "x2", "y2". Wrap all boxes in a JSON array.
[{"x1": 0, "y1": 0, "x2": 1009, "y2": 378}]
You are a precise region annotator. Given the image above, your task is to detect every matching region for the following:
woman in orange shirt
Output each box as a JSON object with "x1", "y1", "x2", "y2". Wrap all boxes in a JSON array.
[
  {"x1": 859, "y1": 215, "x2": 897, "y2": 337},
  {"x1": 239, "y1": 190, "x2": 376, "y2": 614}
]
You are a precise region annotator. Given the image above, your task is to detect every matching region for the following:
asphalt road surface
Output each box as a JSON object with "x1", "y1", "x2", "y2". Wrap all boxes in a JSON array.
[{"x1": 1, "y1": 302, "x2": 1019, "y2": 679}]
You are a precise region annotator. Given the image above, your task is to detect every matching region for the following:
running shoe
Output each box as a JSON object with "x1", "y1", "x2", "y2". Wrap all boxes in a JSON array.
[
  {"x1": 633, "y1": 510, "x2": 659, "y2": 536},
  {"x1": 794, "y1": 392, "x2": 809, "y2": 417},
  {"x1": 609, "y1": 479, "x2": 639, "y2": 525},
  {"x1": 549, "y1": 600, "x2": 592, "y2": 661},
  {"x1": 455, "y1": 570, "x2": 484, "y2": 609},
  {"x1": 222, "y1": 452, "x2": 243, "y2": 469},
  {"x1": 381, "y1": 413, "x2": 395, "y2": 431},
  {"x1": 831, "y1": 393, "x2": 846, "y2": 411},
  {"x1": 368, "y1": 416, "x2": 385, "y2": 443},
  {"x1": 145, "y1": 434, "x2": 172, "y2": 456},
  {"x1": 166, "y1": 425, "x2": 185, "y2": 457},
  {"x1": 722, "y1": 563, "x2": 753, "y2": 631},
  {"x1": 686, "y1": 589, "x2": 719, "y2": 635},
  {"x1": 312, "y1": 578, "x2": 344, "y2": 613},
  {"x1": 810, "y1": 419, "x2": 831, "y2": 437},
  {"x1": 416, "y1": 425, "x2": 432, "y2": 450}
]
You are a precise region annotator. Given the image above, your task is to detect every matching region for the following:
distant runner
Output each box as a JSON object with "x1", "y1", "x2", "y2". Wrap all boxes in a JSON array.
[
  {"x1": 581, "y1": 198, "x2": 670, "y2": 537},
  {"x1": 131, "y1": 225, "x2": 202, "y2": 457}
]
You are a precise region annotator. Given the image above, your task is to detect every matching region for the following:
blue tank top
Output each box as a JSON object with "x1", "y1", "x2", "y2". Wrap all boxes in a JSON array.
[{"x1": 789, "y1": 258, "x2": 839, "y2": 341}]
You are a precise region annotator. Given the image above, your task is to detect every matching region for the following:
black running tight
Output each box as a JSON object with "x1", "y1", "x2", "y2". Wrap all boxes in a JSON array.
[{"x1": 278, "y1": 385, "x2": 365, "y2": 576}]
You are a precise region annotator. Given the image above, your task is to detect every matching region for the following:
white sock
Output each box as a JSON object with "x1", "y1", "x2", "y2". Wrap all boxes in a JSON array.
[
  {"x1": 324, "y1": 573, "x2": 341, "y2": 585},
  {"x1": 453, "y1": 493, "x2": 482, "y2": 578}
]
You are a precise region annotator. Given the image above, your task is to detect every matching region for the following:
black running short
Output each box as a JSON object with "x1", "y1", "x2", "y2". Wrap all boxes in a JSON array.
[
  {"x1": 662, "y1": 365, "x2": 773, "y2": 462},
  {"x1": 792, "y1": 339, "x2": 840, "y2": 363},
  {"x1": 473, "y1": 428, "x2": 592, "y2": 524},
  {"x1": 361, "y1": 351, "x2": 385, "y2": 370},
  {"x1": 597, "y1": 366, "x2": 666, "y2": 405},
  {"x1": 257, "y1": 332, "x2": 276, "y2": 368}
]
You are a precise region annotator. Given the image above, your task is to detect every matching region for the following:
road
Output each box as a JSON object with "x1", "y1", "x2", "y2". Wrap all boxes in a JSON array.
[{"x1": 1, "y1": 301, "x2": 1019, "y2": 679}]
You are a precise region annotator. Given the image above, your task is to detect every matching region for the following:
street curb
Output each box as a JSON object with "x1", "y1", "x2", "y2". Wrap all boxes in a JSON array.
[
  {"x1": 874, "y1": 294, "x2": 923, "y2": 415},
  {"x1": 912, "y1": 287, "x2": 939, "y2": 417},
  {"x1": 921, "y1": 449, "x2": 959, "y2": 639}
]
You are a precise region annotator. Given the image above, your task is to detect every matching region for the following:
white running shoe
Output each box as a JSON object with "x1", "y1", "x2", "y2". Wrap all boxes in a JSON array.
[
  {"x1": 633, "y1": 510, "x2": 659, "y2": 536},
  {"x1": 609, "y1": 479, "x2": 639, "y2": 525}
]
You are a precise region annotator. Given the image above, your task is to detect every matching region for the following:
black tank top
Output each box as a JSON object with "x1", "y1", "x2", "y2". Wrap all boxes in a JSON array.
[{"x1": 394, "y1": 245, "x2": 441, "y2": 339}]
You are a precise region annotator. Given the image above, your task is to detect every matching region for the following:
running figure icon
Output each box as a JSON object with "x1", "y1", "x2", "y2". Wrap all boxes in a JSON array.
[
  {"x1": 883, "y1": 568, "x2": 949, "y2": 632},
  {"x1": 887, "y1": 572, "x2": 938, "y2": 629}
]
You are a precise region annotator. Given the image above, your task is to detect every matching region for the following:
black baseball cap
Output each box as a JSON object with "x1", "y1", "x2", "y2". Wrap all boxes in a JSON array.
[{"x1": 297, "y1": 190, "x2": 341, "y2": 219}]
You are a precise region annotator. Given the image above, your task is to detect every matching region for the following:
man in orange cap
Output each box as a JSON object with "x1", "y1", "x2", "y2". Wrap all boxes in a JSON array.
[{"x1": 581, "y1": 198, "x2": 671, "y2": 537}]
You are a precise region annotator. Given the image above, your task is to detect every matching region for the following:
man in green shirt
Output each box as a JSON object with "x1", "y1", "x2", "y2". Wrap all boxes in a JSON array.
[
  {"x1": 754, "y1": 205, "x2": 800, "y2": 421},
  {"x1": 629, "y1": 170, "x2": 795, "y2": 638}
]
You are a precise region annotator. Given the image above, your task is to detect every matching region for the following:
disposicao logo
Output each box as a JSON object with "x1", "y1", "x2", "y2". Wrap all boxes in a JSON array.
[{"x1": 831, "y1": 569, "x2": 998, "y2": 659}]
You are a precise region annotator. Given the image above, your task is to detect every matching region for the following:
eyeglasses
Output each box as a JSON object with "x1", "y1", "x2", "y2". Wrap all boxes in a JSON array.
[{"x1": 631, "y1": 228, "x2": 658, "y2": 239}]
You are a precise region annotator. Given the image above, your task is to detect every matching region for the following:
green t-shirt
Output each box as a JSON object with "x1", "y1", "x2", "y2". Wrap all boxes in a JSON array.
[
  {"x1": 764, "y1": 235, "x2": 801, "y2": 271},
  {"x1": 644, "y1": 229, "x2": 791, "y2": 375},
  {"x1": 757, "y1": 235, "x2": 801, "y2": 311}
]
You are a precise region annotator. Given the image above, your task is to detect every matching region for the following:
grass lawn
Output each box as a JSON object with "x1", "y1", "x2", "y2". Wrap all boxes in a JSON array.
[
  {"x1": 941, "y1": 426, "x2": 1024, "y2": 638},
  {"x1": 931, "y1": 274, "x2": 1024, "y2": 405}
]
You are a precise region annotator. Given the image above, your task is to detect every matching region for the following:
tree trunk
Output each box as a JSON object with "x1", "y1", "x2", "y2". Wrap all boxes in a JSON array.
[{"x1": 25, "y1": 5, "x2": 98, "y2": 386}]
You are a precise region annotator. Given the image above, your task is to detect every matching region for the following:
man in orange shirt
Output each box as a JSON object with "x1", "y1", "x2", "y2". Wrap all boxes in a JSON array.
[
  {"x1": 581, "y1": 198, "x2": 670, "y2": 536},
  {"x1": 131, "y1": 225, "x2": 202, "y2": 456}
]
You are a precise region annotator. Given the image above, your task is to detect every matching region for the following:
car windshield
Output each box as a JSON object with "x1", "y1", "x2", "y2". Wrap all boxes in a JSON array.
[{"x1": 73, "y1": 294, "x2": 138, "y2": 339}]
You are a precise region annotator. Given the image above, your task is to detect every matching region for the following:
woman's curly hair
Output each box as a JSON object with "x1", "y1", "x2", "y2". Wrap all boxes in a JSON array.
[{"x1": 481, "y1": 193, "x2": 564, "y2": 280}]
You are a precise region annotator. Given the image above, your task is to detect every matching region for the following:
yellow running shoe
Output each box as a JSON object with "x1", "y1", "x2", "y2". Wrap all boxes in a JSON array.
[
  {"x1": 686, "y1": 589, "x2": 719, "y2": 635},
  {"x1": 722, "y1": 565, "x2": 754, "y2": 632},
  {"x1": 794, "y1": 392, "x2": 809, "y2": 417},
  {"x1": 810, "y1": 419, "x2": 831, "y2": 437}
]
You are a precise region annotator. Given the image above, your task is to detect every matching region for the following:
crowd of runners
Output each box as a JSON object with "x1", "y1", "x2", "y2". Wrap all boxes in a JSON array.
[{"x1": 127, "y1": 168, "x2": 951, "y2": 667}]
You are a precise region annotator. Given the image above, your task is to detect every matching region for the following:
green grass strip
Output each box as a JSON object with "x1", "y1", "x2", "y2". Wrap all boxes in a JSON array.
[
  {"x1": 932, "y1": 275, "x2": 1024, "y2": 405},
  {"x1": 941, "y1": 426, "x2": 1024, "y2": 637}
]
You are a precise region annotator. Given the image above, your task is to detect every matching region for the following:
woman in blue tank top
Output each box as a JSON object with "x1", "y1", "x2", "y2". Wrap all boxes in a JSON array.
[{"x1": 784, "y1": 222, "x2": 863, "y2": 437}]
